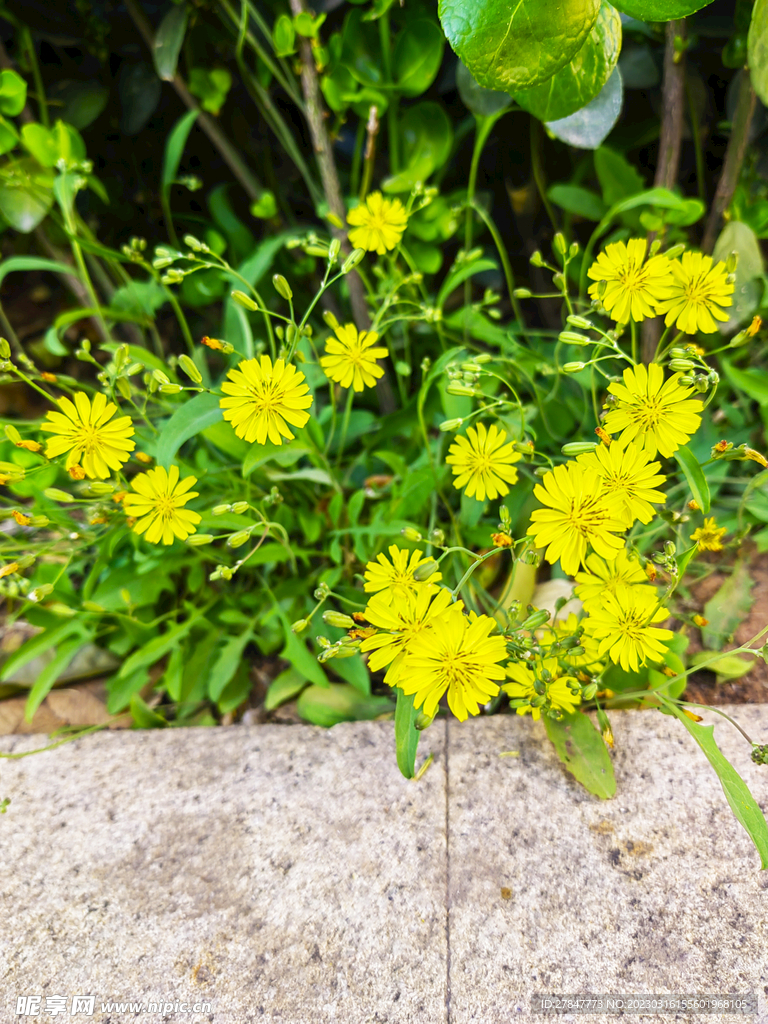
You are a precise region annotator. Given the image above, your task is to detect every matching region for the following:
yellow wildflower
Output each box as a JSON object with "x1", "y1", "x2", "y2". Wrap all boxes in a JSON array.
[
  {"x1": 220, "y1": 355, "x2": 313, "y2": 446},
  {"x1": 691, "y1": 517, "x2": 727, "y2": 552},
  {"x1": 655, "y1": 251, "x2": 734, "y2": 333},
  {"x1": 320, "y1": 323, "x2": 388, "y2": 391},
  {"x1": 446, "y1": 422, "x2": 522, "y2": 502},
  {"x1": 587, "y1": 238, "x2": 674, "y2": 323},
  {"x1": 347, "y1": 192, "x2": 407, "y2": 255}
]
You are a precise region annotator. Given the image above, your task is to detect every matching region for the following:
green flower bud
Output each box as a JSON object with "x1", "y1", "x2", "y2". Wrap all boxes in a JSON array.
[
  {"x1": 116, "y1": 377, "x2": 132, "y2": 400},
  {"x1": 558, "y1": 331, "x2": 591, "y2": 346},
  {"x1": 429, "y1": 528, "x2": 445, "y2": 546},
  {"x1": 87, "y1": 482, "x2": 114, "y2": 496},
  {"x1": 678, "y1": 375, "x2": 694, "y2": 386},
  {"x1": 413, "y1": 559, "x2": 439, "y2": 582},
  {"x1": 212, "y1": 504, "x2": 232, "y2": 515},
  {"x1": 314, "y1": 581, "x2": 331, "y2": 600},
  {"x1": 415, "y1": 711, "x2": 435, "y2": 731},
  {"x1": 44, "y1": 488, "x2": 76, "y2": 503},
  {"x1": 231, "y1": 290, "x2": 258, "y2": 311},
  {"x1": 553, "y1": 232, "x2": 567, "y2": 257},
  {"x1": 272, "y1": 274, "x2": 293, "y2": 301},
  {"x1": 30, "y1": 515, "x2": 49, "y2": 527},
  {"x1": 664, "y1": 243, "x2": 686, "y2": 259},
  {"x1": 183, "y1": 234, "x2": 205, "y2": 251},
  {"x1": 513, "y1": 288, "x2": 532, "y2": 299},
  {"x1": 231, "y1": 501, "x2": 249, "y2": 514},
  {"x1": 334, "y1": 643, "x2": 361, "y2": 658},
  {"x1": 581, "y1": 682, "x2": 598, "y2": 700},
  {"x1": 152, "y1": 369, "x2": 170, "y2": 385},
  {"x1": 569, "y1": 241, "x2": 580, "y2": 258},
  {"x1": 228, "y1": 529, "x2": 252, "y2": 548},
  {"x1": 669, "y1": 358, "x2": 695, "y2": 372},
  {"x1": 4, "y1": 423, "x2": 21, "y2": 443},
  {"x1": 439, "y1": 418, "x2": 464, "y2": 432},
  {"x1": 341, "y1": 248, "x2": 366, "y2": 273},
  {"x1": 0, "y1": 338, "x2": 10, "y2": 358},
  {"x1": 568, "y1": 646, "x2": 586, "y2": 658},
  {"x1": 445, "y1": 384, "x2": 476, "y2": 397},
  {"x1": 305, "y1": 245, "x2": 329, "y2": 258},
  {"x1": 328, "y1": 238, "x2": 341, "y2": 262},
  {"x1": 401, "y1": 527, "x2": 423, "y2": 543},
  {"x1": 187, "y1": 534, "x2": 214, "y2": 546},
  {"x1": 322, "y1": 610, "x2": 356, "y2": 629},
  {"x1": 566, "y1": 315, "x2": 593, "y2": 330},
  {"x1": 521, "y1": 609, "x2": 550, "y2": 630},
  {"x1": 530, "y1": 250, "x2": 544, "y2": 267},
  {"x1": 561, "y1": 442, "x2": 598, "y2": 456},
  {"x1": 563, "y1": 362, "x2": 586, "y2": 373},
  {"x1": 178, "y1": 355, "x2": 203, "y2": 384},
  {"x1": 291, "y1": 618, "x2": 310, "y2": 634},
  {"x1": 160, "y1": 383, "x2": 183, "y2": 395},
  {"x1": 322, "y1": 310, "x2": 339, "y2": 330}
]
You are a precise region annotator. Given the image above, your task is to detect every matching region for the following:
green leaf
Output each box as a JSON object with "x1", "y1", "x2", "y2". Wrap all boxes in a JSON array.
[
  {"x1": 548, "y1": 184, "x2": 607, "y2": 221},
  {"x1": 25, "y1": 636, "x2": 90, "y2": 722},
  {"x1": 162, "y1": 109, "x2": 198, "y2": 191},
  {"x1": 208, "y1": 630, "x2": 253, "y2": 703},
  {"x1": 0, "y1": 69, "x2": 27, "y2": 116},
  {"x1": 660, "y1": 700, "x2": 768, "y2": 870},
  {"x1": 264, "y1": 666, "x2": 307, "y2": 711},
  {"x1": 130, "y1": 692, "x2": 168, "y2": 728},
  {"x1": 513, "y1": 2, "x2": 621, "y2": 122},
  {"x1": 296, "y1": 683, "x2": 393, "y2": 727},
  {"x1": 383, "y1": 102, "x2": 453, "y2": 193},
  {"x1": 612, "y1": 0, "x2": 715, "y2": 20},
  {"x1": 1, "y1": 620, "x2": 86, "y2": 682},
  {"x1": 437, "y1": 257, "x2": 498, "y2": 309},
  {"x1": 721, "y1": 357, "x2": 768, "y2": 405},
  {"x1": 543, "y1": 711, "x2": 616, "y2": 798},
  {"x1": 273, "y1": 14, "x2": 296, "y2": 57},
  {"x1": 329, "y1": 653, "x2": 370, "y2": 694},
  {"x1": 750, "y1": 0, "x2": 768, "y2": 108},
  {"x1": 438, "y1": 0, "x2": 600, "y2": 91},
  {"x1": 0, "y1": 161, "x2": 53, "y2": 232},
  {"x1": 545, "y1": 66, "x2": 623, "y2": 150},
  {"x1": 594, "y1": 145, "x2": 644, "y2": 208},
  {"x1": 0, "y1": 256, "x2": 74, "y2": 289},
  {"x1": 689, "y1": 651, "x2": 756, "y2": 682},
  {"x1": 673, "y1": 445, "x2": 711, "y2": 513},
  {"x1": 394, "y1": 689, "x2": 420, "y2": 779},
  {"x1": 455, "y1": 61, "x2": 513, "y2": 117},
  {"x1": 393, "y1": 19, "x2": 445, "y2": 97},
  {"x1": 712, "y1": 220, "x2": 765, "y2": 333},
  {"x1": 21, "y1": 121, "x2": 85, "y2": 168},
  {"x1": 156, "y1": 392, "x2": 223, "y2": 468},
  {"x1": 0, "y1": 115, "x2": 18, "y2": 156},
  {"x1": 701, "y1": 560, "x2": 755, "y2": 650},
  {"x1": 117, "y1": 615, "x2": 203, "y2": 680},
  {"x1": 153, "y1": 3, "x2": 188, "y2": 81},
  {"x1": 189, "y1": 68, "x2": 232, "y2": 116}
]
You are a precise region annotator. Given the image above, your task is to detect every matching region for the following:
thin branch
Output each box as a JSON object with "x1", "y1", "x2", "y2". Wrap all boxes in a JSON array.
[{"x1": 701, "y1": 69, "x2": 757, "y2": 253}]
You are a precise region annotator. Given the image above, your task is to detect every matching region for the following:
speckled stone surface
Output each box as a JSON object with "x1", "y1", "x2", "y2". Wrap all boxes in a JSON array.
[
  {"x1": 0, "y1": 722, "x2": 448, "y2": 1024},
  {"x1": 446, "y1": 707, "x2": 768, "y2": 1024}
]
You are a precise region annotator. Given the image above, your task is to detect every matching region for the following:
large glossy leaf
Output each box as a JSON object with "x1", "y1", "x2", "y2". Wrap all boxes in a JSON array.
[
  {"x1": 513, "y1": 2, "x2": 621, "y2": 122},
  {"x1": 750, "y1": 0, "x2": 768, "y2": 108},
  {"x1": 661, "y1": 700, "x2": 768, "y2": 870},
  {"x1": 156, "y1": 391, "x2": 222, "y2": 468},
  {"x1": 612, "y1": 0, "x2": 713, "y2": 17},
  {"x1": 296, "y1": 683, "x2": 392, "y2": 727},
  {"x1": 546, "y1": 66, "x2": 623, "y2": 149},
  {"x1": 153, "y1": 3, "x2": 188, "y2": 81},
  {"x1": 438, "y1": 0, "x2": 600, "y2": 91},
  {"x1": 544, "y1": 710, "x2": 616, "y2": 798},
  {"x1": 393, "y1": 19, "x2": 444, "y2": 97}
]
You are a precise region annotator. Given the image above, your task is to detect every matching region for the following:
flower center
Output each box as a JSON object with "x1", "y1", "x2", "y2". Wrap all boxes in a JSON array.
[
  {"x1": 74, "y1": 423, "x2": 103, "y2": 454},
  {"x1": 628, "y1": 396, "x2": 664, "y2": 429},
  {"x1": 154, "y1": 495, "x2": 177, "y2": 520},
  {"x1": 617, "y1": 261, "x2": 648, "y2": 293},
  {"x1": 683, "y1": 273, "x2": 714, "y2": 305},
  {"x1": 251, "y1": 381, "x2": 284, "y2": 411},
  {"x1": 567, "y1": 495, "x2": 607, "y2": 537}
]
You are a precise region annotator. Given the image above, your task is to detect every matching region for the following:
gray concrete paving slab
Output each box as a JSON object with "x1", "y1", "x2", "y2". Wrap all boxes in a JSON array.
[
  {"x1": 446, "y1": 707, "x2": 768, "y2": 1024},
  {"x1": 0, "y1": 722, "x2": 448, "y2": 1024}
]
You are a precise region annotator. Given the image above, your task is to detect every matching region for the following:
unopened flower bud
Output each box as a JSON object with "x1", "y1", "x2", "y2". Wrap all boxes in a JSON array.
[
  {"x1": 328, "y1": 238, "x2": 341, "y2": 262},
  {"x1": 228, "y1": 529, "x2": 252, "y2": 548},
  {"x1": 212, "y1": 504, "x2": 232, "y2": 515},
  {"x1": 566, "y1": 315, "x2": 593, "y2": 330},
  {"x1": 726, "y1": 251, "x2": 739, "y2": 274},
  {"x1": 563, "y1": 362, "x2": 586, "y2": 373},
  {"x1": 415, "y1": 711, "x2": 435, "y2": 730},
  {"x1": 322, "y1": 310, "x2": 339, "y2": 330},
  {"x1": 439, "y1": 418, "x2": 464, "y2": 432},
  {"x1": 160, "y1": 383, "x2": 183, "y2": 394},
  {"x1": 664, "y1": 540, "x2": 676, "y2": 557},
  {"x1": 231, "y1": 501, "x2": 249, "y2": 514},
  {"x1": 178, "y1": 354, "x2": 203, "y2": 383},
  {"x1": 187, "y1": 534, "x2": 214, "y2": 545},
  {"x1": 333, "y1": 643, "x2": 361, "y2": 658},
  {"x1": 322, "y1": 611, "x2": 355, "y2": 629},
  {"x1": 87, "y1": 482, "x2": 114, "y2": 496},
  {"x1": 569, "y1": 241, "x2": 580, "y2": 258},
  {"x1": 43, "y1": 488, "x2": 75, "y2": 503},
  {"x1": 291, "y1": 618, "x2": 310, "y2": 634},
  {"x1": 413, "y1": 559, "x2": 439, "y2": 581},
  {"x1": 429, "y1": 528, "x2": 445, "y2": 546},
  {"x1": 530, "y1": 250, "x2": 544, "y2": 267},
  {"x1": 272, "y1": 274, "x2": 293, "y2": 301},
  {"x1": 553, "y1": 232, "x2": 567, "y2": 257},
  {"x1": 446, "y1": 384, "x2": 476, "y2": 397},
  {"x1": 678, "y1": 375, "x2": 694, "y2": 386},
  {"x1": 341, "y1": 248, "x2": 366, "y2": 273},
  {"x1": 561, "y1": 442, "x2": 597, "y2": 456},
  {"x1": 558, "y1": 331, "x2": 591, "y2": 346},
  {"x1": 669, "y1": 358, "x2": 694, "y2": 372},
  {"x1": 513, "y1": 288, "x2": 532, "y2": 299},
  {"x1": 521, "y1": 608, "x2": 550, "y2": 630},
  {"x1": 664, "y1": 243, "x2": 686, "y2": 259},
  {"x1": 0, "y1": 338, "x2": 10, "y2": 358},
  {"x1": 401, "y1": 527, "x2": 423, "y2": 543},
  {"x1": 231, "y1": 290, "x2": 258, "y2": 311},
  {"x1": 152, "y1": 369, "x2": 170, "y2": 385},
  {"x1": 581, "y1": 682, "x2": 598, "y2": 700}
]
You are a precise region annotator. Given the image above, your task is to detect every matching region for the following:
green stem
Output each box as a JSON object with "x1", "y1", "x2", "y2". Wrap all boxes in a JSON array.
[
  {"x1": 469, "y1": 200, "x2": 527, "y2": 335},
  {"x1": 335, "y1": 387, "x2": 354, "y2": 464},
  {"x1": 378, "y1": 11, "x2": 398, "y2": 174},
  {"x1": 531, "y1": 117, "x2": 558, "y2": 233},
  {"x1": 22, "y1": 27, "x2": 49, "y2": 127}
]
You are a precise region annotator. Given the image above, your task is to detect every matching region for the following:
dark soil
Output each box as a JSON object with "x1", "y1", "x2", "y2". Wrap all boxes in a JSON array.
[{"x1": 680, "y1": 550, "x2": 768, "y2": 706}]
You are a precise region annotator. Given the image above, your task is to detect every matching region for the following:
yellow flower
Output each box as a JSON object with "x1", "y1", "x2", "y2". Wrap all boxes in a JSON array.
[
  {"x1": 11, "y1": 510, "x2": 31, "y2": 525},
  {"x1": 123, "y1": 465, "x2": 201, "y2": 545},
  {"x1": 41, "y1": 392, "x2": 135, "y2": 480},
  {"x1": 527, "y1": 462, "x2": 626, "y2": 576},
  {"x1": 691, "y1": 517, "x2": 727, "y2": 552},
  {"x1": 587, "y1": 238, "x2": 674, "y2": 323},
  {"x1": 220, "y1": 355, "x2": 313, "y2": 446},
  {"x1": 397, "y1": 610, "x2": 507, "y2": 721},
  {"x1": 583, "y1": 590, "x2": 673, "y2": 673},
  {"x1": 446, "y1": 422, "x2": 522, "y2": 502},
  {"x1": 15, "y1": 439, "x2": 42, "y2": 453},
  {"x1": 320, "y1": 323, "x2": 388, "y2": 391},
  {"x1": 503, "y1": 657, "x2": 582, "y2": 720},
  {"x1": 655, "y1": 251, "x2": 734, "y2": 333},
  {"x1": 360, "y1": 587, "x2": 463, "y2": 686},
  {"x1": 347, "y1": 191, "x2": 408, "y2": 254},
  {"x1": 363, "y1": 544, "x2": 442, "y2": 603},
  {"x1": 576, "y1": 438, "x2": 667, "y2": 527},
  {"x1": 135, "y1": 452, "x2": 153, "y2": 464},
  {"x1": 0, "y1": 562, "x2": 19, "y2": 578},
  {"x1": 602, "y1": 363, "x2": 703, "y2": 459},
  {"x1": 574, "y1": 549, "x2": 656, "y2": 614}
]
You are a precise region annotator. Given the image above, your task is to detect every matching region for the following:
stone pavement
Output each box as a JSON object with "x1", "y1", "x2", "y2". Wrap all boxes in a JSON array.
[{"x1": 0, "y1": 707, "x2": 767, "y2": 1024}]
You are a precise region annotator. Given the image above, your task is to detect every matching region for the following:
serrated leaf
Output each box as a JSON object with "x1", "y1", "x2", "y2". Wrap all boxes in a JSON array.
[
  {"x1": 750, "y1": 0, "x2": 768, "y2": 108},
  {"x1": 156, "y1": 392, "x2": 222, "y2": 468},
  {"x1": 674, "y1": 445, "x2": 711, "y2": 513},
  {"x1": 660, "y1": 699, "x2": 768, "y2": 870},
  {"x1": 545, "y1": 66, "x2": 623, "y2": 150},
  {"x1": 544, "y1": 711, "x2": 616, "y2": 798},
  {"x1": 612, "y1": 0, "x2": 713, "y2": 18},
  {"x1": 296, "y1": 683, "x2": 393, "y2": 727},
  {"x1": 439, "y1": 0, "x2": 600, "y2": 91},
  {"x1": 513, "y1": 2, "x2": 621, "y2": 122},
  {"x1": 154, "y1": 4, "x2": 189, "y2": 81},
  {"x1": 702, "y1": 560, "x2": 755, "y2": 650}
]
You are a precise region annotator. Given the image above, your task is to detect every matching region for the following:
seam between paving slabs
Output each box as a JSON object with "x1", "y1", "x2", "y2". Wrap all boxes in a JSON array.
[{"x1": 445, "y1": 716, "x2": 452, "y2": 1024}]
